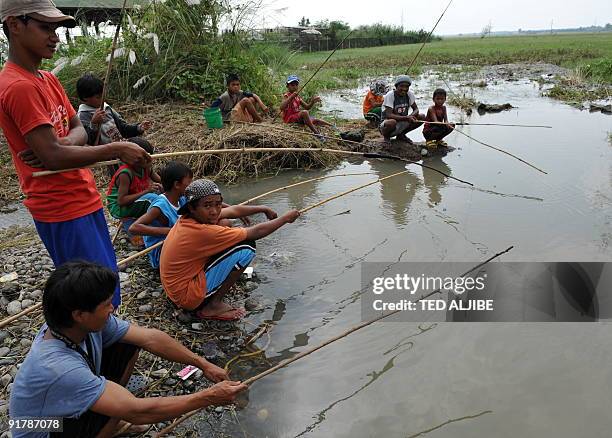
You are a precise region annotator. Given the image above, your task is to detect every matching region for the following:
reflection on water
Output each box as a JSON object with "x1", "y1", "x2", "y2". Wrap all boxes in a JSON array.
[{"x1": 198, "y1": 76, "x2": 611, "y2": 437}]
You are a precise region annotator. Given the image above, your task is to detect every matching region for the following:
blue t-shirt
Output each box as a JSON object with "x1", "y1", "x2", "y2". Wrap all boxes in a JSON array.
[
  {"x1": 144, "y1": 194, "x2": 186, "y2": 268},
  {"x1": 9, "y1": 316, "x2": 130, "y2": 438}
]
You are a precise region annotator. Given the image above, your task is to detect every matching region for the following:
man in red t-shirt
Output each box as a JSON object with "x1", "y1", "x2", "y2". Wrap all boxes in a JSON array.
[{"x1": 0, "y1": 0, "x2": 151, "y2": 307}]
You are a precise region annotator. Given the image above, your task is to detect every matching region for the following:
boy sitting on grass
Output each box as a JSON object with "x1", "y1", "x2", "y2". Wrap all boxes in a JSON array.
[
  {"x1": 129, "y1": 161, "x2": 194, "y2": 269},
  {"x1": 211, "y1": 73, "x2": 269, "y2": 123},
  {"x1": 160, "y1": 179, "x2": 300, "y2": 321},
  {"x1": 106, "y1": 137, "x2": 162, "y2": 220},
  {"x1": 77, "y1": 73, "x2": 153, "y2": 146},
  {"x1": 423, "y1": 88, "x2": 455, "y2": 148},
  {"x1": 280, "y1": 75, "x2": 333, "y2": 141}
]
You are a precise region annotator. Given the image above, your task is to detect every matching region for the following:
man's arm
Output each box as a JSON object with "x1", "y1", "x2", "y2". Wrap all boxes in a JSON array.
[
  {"x1": 252, "y1": 94, "x2": 269, "y2": 112},
  {"x1": 302, "y1": 96, "x2": 321, "y2": 110},
  {"x1": 58, "y1": 115, "x2": 87, "y2": 146},
  {"x1": 121, "y1": 325, "x2": 227, "y2": 382},
  {"x1": 245, "y1": 210, "x2": 299, "y2": 241},
  {"x1": 129, "y1": 207, "x2": 170, "y2": 237},
  {"x1": 409, "y1": 102, "x2": 420, "y2": 118},
  {"x1": 117, "y1": 173, "x2": 154, "y2": 207},
  {"x1": 383, "y1": 106, "x2": 409, "y2": 121},
  {"x1": 91, "y1": 379, "x2": 246, "y2": 425},
  {"x1": 22, "y1": 125, "x2": 150, "y2": 170},
  {"x1": 111, "y1": 109, "x2": 142, "y2": 139},
  {"x1": 219, "y1": 205, "x2": 277, "y2": 220}
]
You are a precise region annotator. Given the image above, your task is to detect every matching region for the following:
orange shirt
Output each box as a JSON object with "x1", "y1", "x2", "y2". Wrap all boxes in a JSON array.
[
  {"x1": 0, "y1": 62, "x2": 102, "y2": 222},
  {"x1": 160, "y1": 216, "x2": 248, "y2": 310},
  {"x1": 362, "y1": 90, "x2": 384, "y2": 115}
]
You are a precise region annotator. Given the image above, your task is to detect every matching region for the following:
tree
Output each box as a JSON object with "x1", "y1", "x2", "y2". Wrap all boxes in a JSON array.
[
  {"x1": 481, "y1": 22, "x2": 492, "y2": 39},
  {"x1": 299, "y1": 17, "x2": 311, "y2": 27}
]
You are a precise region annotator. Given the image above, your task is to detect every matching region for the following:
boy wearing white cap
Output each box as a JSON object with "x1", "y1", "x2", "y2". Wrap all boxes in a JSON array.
[{"x1": 0, "y1": 0, "x2": 150, "y2": 307}]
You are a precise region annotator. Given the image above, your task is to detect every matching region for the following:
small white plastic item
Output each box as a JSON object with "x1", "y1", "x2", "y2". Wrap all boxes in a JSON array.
[
  {"x1": 177, "y1": 365, "x2": 199, "y2": 380},
  {"x1": 244, "y1": 266, "x2": 254, "y2": 279}
]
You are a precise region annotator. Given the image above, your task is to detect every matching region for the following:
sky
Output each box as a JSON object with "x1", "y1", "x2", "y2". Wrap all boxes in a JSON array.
[{"x1": 255, "y1": 0, "x2": 612, "y2": 34}]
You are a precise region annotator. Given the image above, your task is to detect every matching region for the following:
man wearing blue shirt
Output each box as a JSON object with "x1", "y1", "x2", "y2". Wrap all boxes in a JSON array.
[{"x1": 9, "y1": 261, "x2": 246, "y2": 437}]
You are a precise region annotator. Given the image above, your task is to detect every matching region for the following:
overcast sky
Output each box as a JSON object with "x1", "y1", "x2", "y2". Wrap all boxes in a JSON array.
[{"x1": 255, "y1": 0, "x2": 612, "y2": 34}]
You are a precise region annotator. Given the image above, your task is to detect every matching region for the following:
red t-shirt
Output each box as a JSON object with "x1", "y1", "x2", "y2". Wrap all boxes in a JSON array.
[
  {"x1": 0, "y1": 62, "x2": 102, "y2": 222},
  {"x1": 282, "y1": 92, "x2": 303, "y2": 123}
]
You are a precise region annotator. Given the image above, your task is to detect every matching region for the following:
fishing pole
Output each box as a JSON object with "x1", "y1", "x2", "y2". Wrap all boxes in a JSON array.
[
  {"x1": 272, "y1": 29, "x2": 355, "y2": 121},
  {"x1": 154, "y1": 245, "x2": 514, "y2": 437},
  {"x1": 406, "y1": 0, "x2": 454, "y2": 73},
  {"x1": 426, "y1": 121, "x2": 552, "y2": 129},
  {"x1": 94, "y1": 0, "x2": 129, "y2": 146}
]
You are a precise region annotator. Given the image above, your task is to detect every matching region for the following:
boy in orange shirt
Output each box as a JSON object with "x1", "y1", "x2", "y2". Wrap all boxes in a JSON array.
[
  {"x1": 362, "y1": 80, "x2": 388, "y2": 125},
  {"x1": 0, "y1": 0, "x2": 149, "y2": 307},
  {"x1": 160, "y1": 179, "x2": 300, "y2": 321}
]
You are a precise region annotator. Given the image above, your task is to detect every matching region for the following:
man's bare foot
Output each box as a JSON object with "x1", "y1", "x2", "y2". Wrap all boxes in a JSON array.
[
  {"x1": 196, "y1": 301, "x2": 246, "y2": 320},
  {"x1": 114, "y1": 421, "x2": 150, "y2": 437}
]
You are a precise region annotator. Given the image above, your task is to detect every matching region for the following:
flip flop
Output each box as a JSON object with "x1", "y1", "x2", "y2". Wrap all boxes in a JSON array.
[{"x1": 196, "y1": 308, "x2": 245, "y2": 321}]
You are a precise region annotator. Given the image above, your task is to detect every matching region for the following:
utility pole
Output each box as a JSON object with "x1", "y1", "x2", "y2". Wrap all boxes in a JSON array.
[{"x1": 401, "y1": 10, "x2": 404, "y2": 32}]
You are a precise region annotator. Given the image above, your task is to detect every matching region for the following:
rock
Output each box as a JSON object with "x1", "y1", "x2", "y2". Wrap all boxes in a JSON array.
[
  {"x1": 136, "y1": 291, "x2": 147, "y2": 300},
  {"x1": 0, "y1": 297, "x2": 8, "y2": 308},
  {"x1": 177, "y1": 311, "x2": 193, "y2": 323},
  {"x1": 152, "y1": 291, "x2": 161, "y2": 298},
  {"x1": 138, "y1": 304, "x2": 152, "y2": 313},
  {"x1": 151, "y1": 368, "x2": 168, "y2": 378},
  {"x1": 215, "y1": 406, "x2": 223, "y2": 413},
  {"x1": 257, "y1": 408, "x2": 269, "y2": 420},
  {"x1": 244, "y1": 298, "x2": 260, "y2": 311},
  {"x1": 21, "y1": 299, "x2": 35, "y2": 309},
  {"x1": 0, "y1": 400, "x2": 7, "y2": 415},
  {"x1": 420, "y1": 148, "x2": 428, "y2": 156},
  {"x1": 165, "y1": 378, "x2": 178, "y2": 386},
  {"x1": 477, "y1": 102, "x2": 513, "y2": 113},
  {"x1": 0, "y1": 347, "x2": 9, "y2": 357},
  {"x1": 589, "y1": 103, "x2": 612, "y2": 114},
  {"x1": 20, "y1": 339, "x2": 32, "y2": 348},
  {"x1": 340, "y1": 129, "x2": 365, "y2": 143},
  {"x1": 30, "y1": 289, "x2": 43, "y2": 299},
  {"x1": 6, "y1": 300, "x2": 22, "y2": 315},
  {"x1": 194, "y1": 370, "x2": 203, "y2": 379},
  {"x1": 191, "y1": 323, "x2": 203, "y2": 331},
  {"x1": 243, "y1": 281, "x2": 258, "y2": 293},
  {"x1": 119, "y1": 272, "x2": 130, "y2": 282},
  {"x1": 8, "y1": 366, "x2": 18, "y2": 377},
  {"x1": 0, "y1": 374, "x2": 12, "y2": 387},
  {"x1": 0, "y1": 359, "x2": 16, "y2": 366},
  {"x1": 201, "y1": 342, "x2": 224, "y2": 361}
]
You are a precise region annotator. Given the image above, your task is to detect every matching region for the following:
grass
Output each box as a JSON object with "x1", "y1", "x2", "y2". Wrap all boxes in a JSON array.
[{"x1": 284, "y1": 32, "x2": 612, "y2": 96}]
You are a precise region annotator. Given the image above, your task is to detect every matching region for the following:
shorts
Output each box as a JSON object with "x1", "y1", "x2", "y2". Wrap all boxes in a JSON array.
[
  {"x1": 204, "y1": 240, "x2": 256, "y2": 298},
  {"x1": 52, "y1": 343, "x2": 139, "y2": 438},
  {"x1": 284, "y1": 112, "x2": 304, "y2": 124},
  {"x1": 379, "y1": 120, "x2": 411, "y2": 137},
  {"x1": 364, "y1": 106, "x2": 382, "y2": 123}
]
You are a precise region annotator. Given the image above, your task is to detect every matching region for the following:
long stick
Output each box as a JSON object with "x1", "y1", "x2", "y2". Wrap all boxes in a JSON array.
[
  {"x1": 299, "y1": 170, "x2": 409, "y2": 214},
  {"x1": 155, "y1": 246, "x2": 514, "y2": 437},
  {"x1": 455, "y1": 128, "x2": 548, "y2": 174},
  {"x1": 229, "y1": 121, "x2": 474, "y2": 186},
  {"x1": 0, "y1": 302, "x2": 42, "y2": 329},
  {"x1": 0, "y1": 173, "x2": 378, "y2": 329},
  {"x1": 272, "y1": 30, "x2": 355, "y2": 122},
  {"x1": 427, "y1": 121, "x2": 552, "y2": 129},
  {"x1": 406, "y1": 0, "x2": 454, "y2": 73},
  {"x1": 32, "y1": 146, "x2": 472, "y2": 186},
  {"x1": 94, "y1": 0, "x2": 129, "y2": 146}
]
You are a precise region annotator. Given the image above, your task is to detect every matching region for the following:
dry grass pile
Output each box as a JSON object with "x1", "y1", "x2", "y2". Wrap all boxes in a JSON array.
[{"x1": 1, "y1": 103, "x2": 349, "y2": 206}]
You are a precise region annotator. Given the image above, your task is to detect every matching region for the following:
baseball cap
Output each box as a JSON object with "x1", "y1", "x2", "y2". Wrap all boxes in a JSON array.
[
  {"x1": 177, "y1": 179, "x2": 222, "y2": 215},
  {"x1": 1, "y1": 0, "x2": 76, "y2": 28},
  {"x1": 286, "y1": 75, "x2": 300, "y2": 84},
  {"x1": 394, "y1": 75, "x2": 412, "y2": 87}
]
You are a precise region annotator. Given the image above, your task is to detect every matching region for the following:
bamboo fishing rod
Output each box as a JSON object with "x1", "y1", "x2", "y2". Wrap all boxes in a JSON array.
[
  {"x1": 154, "y1": 245, "x2": 514, "y2": 437},
  {"x1": 426, "y1": 121, "x2": 552, "y2": 129},
  {"x1": 406, "y1": 0, "x2": 454, "y2": 73},
  {"x1": 272, "y1": 29, "x2": 355, "y2": 122},
  {"x1": 455, "y1": 128, "x2": 548, "y2": 174},
  {"x1": 0, "y1": 172, "x2": 384, "y2": 328},
  {"x1": 94, "y1": 0, "x2": 129, "y2": 146},
  {"x1": 32, "y1": 146, "x2": 472, "y2": 186},
  {"x1": 229, "y1": 120, "x2": 474, "y2": 186}
]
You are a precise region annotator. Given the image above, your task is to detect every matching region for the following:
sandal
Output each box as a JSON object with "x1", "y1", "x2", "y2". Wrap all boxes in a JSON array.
[{"x1": 426, "y1": 140, "x2": 438, "y2": 149}]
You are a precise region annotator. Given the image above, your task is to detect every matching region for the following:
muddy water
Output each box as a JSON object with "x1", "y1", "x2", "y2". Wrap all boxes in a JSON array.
[{"x1": 206, "y1": 76, "x2": 612, "y2": 436}]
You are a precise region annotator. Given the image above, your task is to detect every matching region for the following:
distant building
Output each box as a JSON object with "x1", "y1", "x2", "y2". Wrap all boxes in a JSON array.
[{"x1": 55, "y1": 0, "x2": 149, "y2": 24}]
